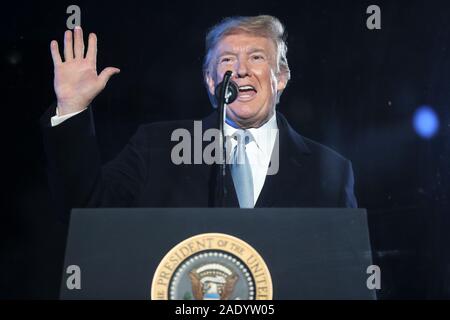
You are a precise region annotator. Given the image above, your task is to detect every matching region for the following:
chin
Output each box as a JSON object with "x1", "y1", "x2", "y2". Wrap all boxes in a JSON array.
[{"x1": 228, "y1": 103, "x2": 259, "y2": 120}]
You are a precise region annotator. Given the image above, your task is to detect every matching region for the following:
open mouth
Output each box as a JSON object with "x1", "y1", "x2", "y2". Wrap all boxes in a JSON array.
[{"x1": 237, "y1": 85, "x2": 257, "y2": 101}]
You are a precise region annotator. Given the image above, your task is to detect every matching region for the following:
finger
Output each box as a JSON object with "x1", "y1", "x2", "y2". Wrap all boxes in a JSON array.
[
  {"x1": 64, "y1": 30, "x2": 74, "y2": 61},
  {"x1": 50, "y1": 40, "x2": 62, "y2": 66},
  {"x1": 98, "y1": 67, "x2": 121, "y2": 87},
  {"x1": 86, "y1": 33, "x2": 97, "y2": 65},
  {"x1": 74, "y1": 26, "x2": 85, "y2": 59}
]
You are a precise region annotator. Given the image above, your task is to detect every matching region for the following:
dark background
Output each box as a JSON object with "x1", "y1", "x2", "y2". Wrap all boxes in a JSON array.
[{"x1": 2, "y1": 0, "x2": 449, "y2": 299}]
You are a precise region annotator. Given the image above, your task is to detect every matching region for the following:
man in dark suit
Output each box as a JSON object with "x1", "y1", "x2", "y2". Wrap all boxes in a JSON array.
[{"x1": 42, "y1": 15, "x2": 357, "y2": 218}]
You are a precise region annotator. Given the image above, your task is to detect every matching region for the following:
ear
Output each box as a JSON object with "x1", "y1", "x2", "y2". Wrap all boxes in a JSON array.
[
  {"x1": 205, "y1": 71, "x2": 216, "y2": 96},
  {"x1": 276, "y1": 70, "x2": 288, "y2": 92}
]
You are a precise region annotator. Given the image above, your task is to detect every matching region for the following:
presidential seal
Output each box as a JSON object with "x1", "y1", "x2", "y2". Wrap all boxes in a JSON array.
[{"x1": 151, "y1": 233, "x2": 272, "y2": 300}]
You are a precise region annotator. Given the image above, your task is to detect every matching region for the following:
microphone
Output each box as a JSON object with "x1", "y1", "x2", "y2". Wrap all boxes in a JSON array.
[{"x1": 214, "y1": 72, "x2": 239, "y2": 105}]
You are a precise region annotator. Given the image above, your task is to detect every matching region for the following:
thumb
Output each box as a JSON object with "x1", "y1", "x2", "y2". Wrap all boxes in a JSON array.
[{"x1": 98, "y1": 67, "x2": 121, "y2": 87}]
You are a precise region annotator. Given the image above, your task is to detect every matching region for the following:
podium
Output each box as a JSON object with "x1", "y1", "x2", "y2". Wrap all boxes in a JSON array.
[{"x1": 60, "y1": 208, "x2": 376, "y2": 300}]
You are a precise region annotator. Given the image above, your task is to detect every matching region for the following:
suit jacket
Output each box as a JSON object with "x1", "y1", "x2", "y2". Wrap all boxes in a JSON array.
[{"x1": 41, "y1": 104, "x2": 357, "y2": 219}]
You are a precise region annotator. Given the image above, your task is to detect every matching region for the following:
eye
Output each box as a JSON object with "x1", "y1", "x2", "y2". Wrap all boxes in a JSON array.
[
  {"x1": 251, "y1": 54, "x2": 265, "y2": 62},
  {"x1": 219, "y1": 56, "x2": 234, "y2": 64}
]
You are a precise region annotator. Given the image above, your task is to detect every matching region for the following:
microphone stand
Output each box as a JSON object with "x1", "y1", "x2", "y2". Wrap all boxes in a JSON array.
[{"x1": 216, "y1": 71, "x2": 234, "y2": 207}]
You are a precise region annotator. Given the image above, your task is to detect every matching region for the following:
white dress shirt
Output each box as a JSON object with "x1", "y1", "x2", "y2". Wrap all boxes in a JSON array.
[
  {"x1": 51, "y1": 108, "x2": 87, "y2": 126},
  {"x1": 224, "y1": 113, "x2": 278, "y2": 206}
]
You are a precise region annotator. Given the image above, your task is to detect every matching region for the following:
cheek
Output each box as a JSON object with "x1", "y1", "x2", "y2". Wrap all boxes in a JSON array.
[{"x1": 255, "y1": 68, "x2": 278, "y2": 93}]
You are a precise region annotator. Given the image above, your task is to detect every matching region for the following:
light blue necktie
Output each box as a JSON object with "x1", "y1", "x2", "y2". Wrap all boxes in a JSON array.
[{"x1": 230, "y1": 130, "x2": 254, "y2": 208}]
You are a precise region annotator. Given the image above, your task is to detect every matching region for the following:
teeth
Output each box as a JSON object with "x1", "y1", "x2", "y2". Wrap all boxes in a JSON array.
[{"x1": 239, "y1": 85, "x2": 255, "y2": 91}]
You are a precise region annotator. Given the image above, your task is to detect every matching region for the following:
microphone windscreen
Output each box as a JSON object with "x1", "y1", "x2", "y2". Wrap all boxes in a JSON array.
[{"x1": 215, "y1": 79, "x2": 238, "y2": 105}]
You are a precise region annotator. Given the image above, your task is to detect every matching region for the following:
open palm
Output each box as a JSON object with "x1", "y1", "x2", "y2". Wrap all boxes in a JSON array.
[{"x1": 50, "y1": 27, "x2": 120, "y2": 115}]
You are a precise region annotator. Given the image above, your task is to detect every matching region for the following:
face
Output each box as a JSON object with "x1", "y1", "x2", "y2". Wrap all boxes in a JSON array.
[{"x1": 206, "y1": 34, "x2": 287, "y2": 128}]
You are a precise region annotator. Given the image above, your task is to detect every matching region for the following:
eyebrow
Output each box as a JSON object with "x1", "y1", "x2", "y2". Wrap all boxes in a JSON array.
[{"x1": 217, "y1": 48, "x2": 268, "y2": 57}]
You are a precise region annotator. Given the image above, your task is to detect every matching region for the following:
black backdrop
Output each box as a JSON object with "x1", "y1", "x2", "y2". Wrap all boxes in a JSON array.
[{"x1": 2, "y1": 0, "x2": 449, "y2": 299}]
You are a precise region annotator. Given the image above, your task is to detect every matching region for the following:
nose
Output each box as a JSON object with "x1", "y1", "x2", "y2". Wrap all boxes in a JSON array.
[{"x1": 235, "y1": 57, "x2": 250, "y2": 78}]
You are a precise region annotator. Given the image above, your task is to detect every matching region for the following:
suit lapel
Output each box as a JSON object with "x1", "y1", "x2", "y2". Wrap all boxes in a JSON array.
[
  {"x1": 255, "y1": 112, "x2": 311, "y2": 207},
  {"x1": 201, "y1": 111, "x2": 240, "y2": 207}
]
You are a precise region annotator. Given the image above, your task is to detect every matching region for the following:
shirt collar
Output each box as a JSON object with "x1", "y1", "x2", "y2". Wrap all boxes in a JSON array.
[{"x1": 224, "y1": 112, "x2": 278, "y2": 156}]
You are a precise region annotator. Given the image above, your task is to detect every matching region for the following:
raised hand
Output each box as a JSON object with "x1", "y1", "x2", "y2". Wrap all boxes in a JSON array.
[{"x1": 50, "y1": 26, "x2": 120, "y2": 116}]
